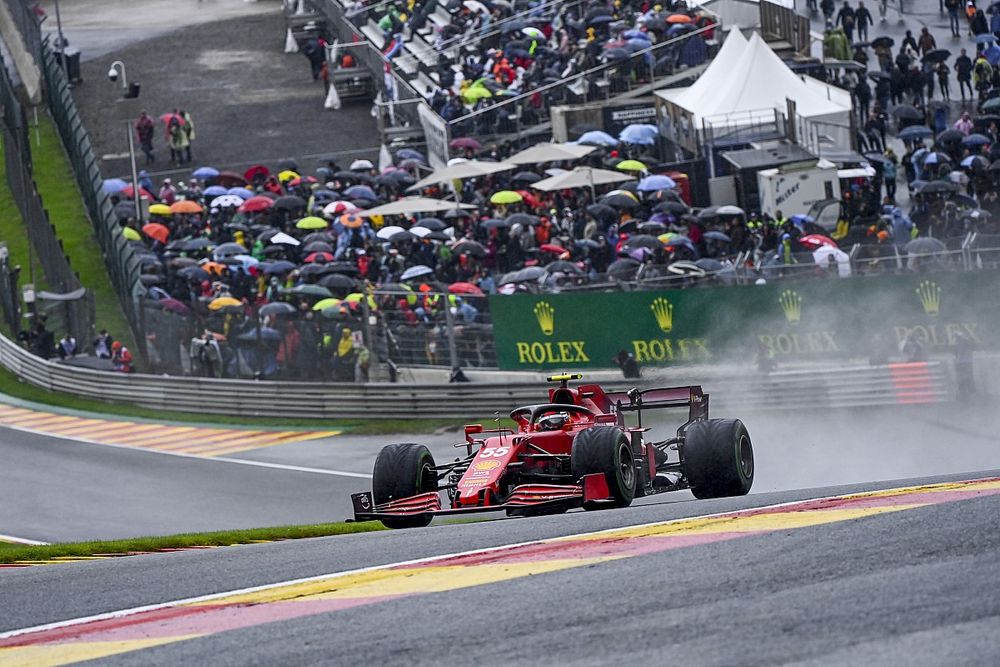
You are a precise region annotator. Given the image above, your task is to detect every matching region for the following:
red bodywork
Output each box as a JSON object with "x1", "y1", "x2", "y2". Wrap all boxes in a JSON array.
[{"x1": 351, "y1": 382, "x2": 708, "y2": 522}]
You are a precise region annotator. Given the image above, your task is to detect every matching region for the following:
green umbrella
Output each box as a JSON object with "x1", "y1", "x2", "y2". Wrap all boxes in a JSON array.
[
  {"x1": 615, "y1": 159, "x2": 648, "y2": 172},
  {"x1": 296, "y1": 216, "x2": 329, "y2": 230},
  {"x1": 490, "y1": 190, "x2": 523, "y2": 205},
  {"x1": 462, "y1": 85, "x2": 493, "y2": 103}
]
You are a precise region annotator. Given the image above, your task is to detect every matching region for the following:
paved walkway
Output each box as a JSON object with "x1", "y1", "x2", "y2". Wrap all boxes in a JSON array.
[{"x1": 41, "y1": 0, "x2": 380, "y2": 182}]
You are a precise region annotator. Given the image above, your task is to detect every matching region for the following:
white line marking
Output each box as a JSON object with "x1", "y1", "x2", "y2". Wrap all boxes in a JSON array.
[
  {"x1": 0, "y1": 422, "x2": 371, "y2": 479},
  {"x1": 4, "y1": 476, "x2": 991, "y2": 642},
  {"x1": 0, "y1": 533, "x2": 49, "y2": 546}
]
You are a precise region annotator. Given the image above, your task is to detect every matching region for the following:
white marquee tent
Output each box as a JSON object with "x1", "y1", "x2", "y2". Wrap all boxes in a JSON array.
[{"x1": 656, "y1": 31, "x2": 851, "y2": 145}]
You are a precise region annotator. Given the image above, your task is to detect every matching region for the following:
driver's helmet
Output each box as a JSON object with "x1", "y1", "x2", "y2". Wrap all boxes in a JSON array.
[{"x1": 537, "y1": 412, "x2": 570, "y2": 430}]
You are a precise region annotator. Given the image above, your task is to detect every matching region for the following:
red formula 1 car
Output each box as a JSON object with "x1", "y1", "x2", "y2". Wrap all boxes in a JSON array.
[{"x1": 351, "y1": 374, "x2": 754, "y2": 528}]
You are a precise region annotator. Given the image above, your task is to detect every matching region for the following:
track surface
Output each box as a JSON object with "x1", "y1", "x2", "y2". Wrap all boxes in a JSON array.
[{"x1": 2, "y1": 472, "x2": 1000, "y2": 665}]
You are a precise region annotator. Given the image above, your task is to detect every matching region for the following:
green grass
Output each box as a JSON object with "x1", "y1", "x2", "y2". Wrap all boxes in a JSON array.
[
  {"x1": 0, "y1": 362, "x2": 469, "y2": 433},
  {"x1": 0, "y1": 521, "x2": 386, "y2": 564},
  {"x1": 0, "y1": 131, "x2": 48, "y2": 298},
  {"x1": 30, "y1": 113, "x2": 137, "y2": 354}
]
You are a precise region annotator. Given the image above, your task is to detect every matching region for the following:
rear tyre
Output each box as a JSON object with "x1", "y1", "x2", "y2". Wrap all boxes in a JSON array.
[
  {"x1": 571, "y1": 426, "x2": 636, "y2": 509},
  {"x1": 681, "y1": 419, "x2": 754, "y2": 499},
  {"x1": 372, "y1": 443, "x2": 437, "y2": 528}
]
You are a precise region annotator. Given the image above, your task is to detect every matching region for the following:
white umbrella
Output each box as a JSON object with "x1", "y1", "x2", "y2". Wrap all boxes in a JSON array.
[
  {"x1": 350, "y1": 159, "x2": 374, "y2": 170},
  {"x1": 531, "y1": 166, "x2": 634, "y2": 192},
  {"x1": 505, "y1": 142, "x2": 597, "y2": 166},
  {"x1": 270, "y1": 231, "x2": 300, "y2": 246},
  {"x1": 410, "y1": 226, "x2": 432, "y2": 238},
  {"x1": 376, "y1": 225, "x2": 406, "y2": 240},
  {"x1": 401, "y1": 265, "x2": 435, "y2": 281},
  {"x1": 463, "y1": 0, "x2": 489, "y2": 12},
  {"x1": 323, "y1": 201, "x2": 359, "y2": 217},
  {"x1": 812, "y1": 245, "x2": 851, "y2": 278},
  {"x1": 357, "y1": 197, "x2": 478, "y2": 217},
  {"x1": 210, "y1": 195, "x2": 245, "y2": 208},
  {"x1": 408, "y1": 161, "x2": 516, "y2": 191},
  {"x1": 716, "y1": 205, "x2": 745, "y2": 216}
]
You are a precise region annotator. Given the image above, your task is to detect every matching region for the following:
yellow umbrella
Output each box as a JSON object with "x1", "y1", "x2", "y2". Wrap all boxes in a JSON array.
[
  {"x1": 296, "y1": 216, "x2": 329, "y2": 230},
  {"x1": 312, "y1": 297, "x2": 342, "y2": 311},
  {"x1": 148, "y1": 203, "x2": 173, "y2": 216},
  {"x1": 208, "y1": 296, "x2": 243, "y2": 311},
  {"x1": 344, "y1": 293, "x2": 378, "y2": 310},
  {"x1": 278, "y1": 170, "x2": 300, "y2": 183},
  {"x1": 615, "y1": 159, "x2": 648, "y2": 172},
  {"x1": 462, "y1": 85, "x2": 493, "y2": 103},
  {"x1": 490, "y1": 190, "x2": 523, "y2": 205},
  {"x1": 122, "y1": 227, "x2": 141, "y2": 241}
]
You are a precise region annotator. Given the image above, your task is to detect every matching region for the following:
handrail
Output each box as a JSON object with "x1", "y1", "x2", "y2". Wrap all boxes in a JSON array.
[{"x1": 0, "y1": 330, "x2": 953, "y2": 420}]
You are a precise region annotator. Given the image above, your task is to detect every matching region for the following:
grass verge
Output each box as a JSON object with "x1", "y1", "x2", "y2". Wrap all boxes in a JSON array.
[
  {"x1": 0, "y1": 364, "x2": 483, "y2": 434},
  {"x1": 0, "y1": 521, "x2": 386, "y2": 564},
  {"x1": 31, "y1": 113, "x2": 137, "y2": 354}
]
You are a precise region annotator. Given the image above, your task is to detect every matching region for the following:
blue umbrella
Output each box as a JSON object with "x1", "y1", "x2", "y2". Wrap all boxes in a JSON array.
[
  {"x1": 662, "y1": 235, "x2": 699, "y2": 257},
  {"x1": 985, "y1": 43, "x2": 1000, "y2": 65},
  {"x1": 625, "y1": 38, "x2": 651, "y2": 52},
  {"x1": 203, "y1": 185, "x2": 229, "y2": 197},
  {"x1": 619, "y1": 123, "x2": 659, "y2": 145},
  {"x1": 102, "y1": 178, "x2": 128, "y2": 194},
  {"x1": 638, "y1": 174, "x2": 677, "y2": 191},
  {"x1": 227, "y1": 187, "x2": 253, "y2": 199},
  {"x1": 975, "y1": 33, "x2": 995, "y2": 44},
  {"x1": 577, "y1": 130, "x2": 619, "y2": 146},
  {"x1": 899, "y1": 125, "x2": 933, "y2": 142},
  {"x1": 962, "y1": 133, "x2": 992, "y2": 146},
  {"x1": 312, "y1": 189, "x2": 339, "y2": 201},
  {"x1": 236, "y1": 327, "x2": 282, "y2": 343},
  {"x1": 192, "y1": 166, "x2": 220, "y2": 179},
  {"x1": 622, "y1": 29, "x2": 651, "y2": 40},
  {"x1": 790, "y1": 214, "x2": 815, "y2": 228},
  {"x1": 396, "y1": 148, "x2": 425, "y2": 162},
  {"x1": 344, "y1": 184, "x2": 377, "y2": 201}
]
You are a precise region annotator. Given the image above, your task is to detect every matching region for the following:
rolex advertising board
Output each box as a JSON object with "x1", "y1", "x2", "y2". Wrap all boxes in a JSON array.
[{"x1": 489, "y1": 271, "x2": 1000, "y2": 370}]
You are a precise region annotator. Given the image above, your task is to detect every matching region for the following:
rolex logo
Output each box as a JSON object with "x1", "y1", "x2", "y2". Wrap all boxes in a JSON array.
[
  {"x1": 916, "y1": 281, "x2": 941, "y2": 316},
  {"x1": 779, "y1": 290, "x2": 803, "y2": 324},
  {"x1": 650, "y1": 297, "x2": 674, "y2": 333},
  {"x1": 534, "y1": 301, "x2": 555, "y2": 336}
]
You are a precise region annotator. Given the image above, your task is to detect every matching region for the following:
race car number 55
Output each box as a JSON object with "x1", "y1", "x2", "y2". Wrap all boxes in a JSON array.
[{"x1": 480, "y1": 447, "x2": 510, "y2": 458}]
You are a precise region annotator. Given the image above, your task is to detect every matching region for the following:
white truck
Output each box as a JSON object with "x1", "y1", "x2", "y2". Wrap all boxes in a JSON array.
[{"x1": 758, "y1": 159, "x2": 876, "y2": 231}]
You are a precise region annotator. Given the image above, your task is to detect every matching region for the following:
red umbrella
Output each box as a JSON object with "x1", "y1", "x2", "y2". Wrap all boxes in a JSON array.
[
  {"x1": 448, "y1": 282, "x2": 485, "y2": 297},
  {"x1": 304, "y1": 251, "x2": 335, "y2": 263},
  {"x1": 121, "y1": 184, "x2": 155, "y2": 200},
  {"x1": 217, "y1": 171, "x2": 248, "y2": 188},
  {"x1": 239, "y1": 196, "x2": 274, "y2": 213},
  {"x1": 243, "y1": 164, "x2": 269, "y2": 182},
  {"x1": 450, "y1": 137, "x2": 481, "y2": 150},
  {"x1": 539, "y1": 243, "x2": 566, "y2": 254},
  {"x1": 799, "y1": 234, "x2": 838, "y2": 249},
  {"x1": 142, "y1": 222, "x2": 170, "y2": 244}
]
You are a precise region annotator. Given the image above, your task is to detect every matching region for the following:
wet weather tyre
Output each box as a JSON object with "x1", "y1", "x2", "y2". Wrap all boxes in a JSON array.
[
  {"x1": 571, "y1": 426, "x2": 636, "y2": 509},
  {"x1": 372, "y1": 443, "x2": 437, "y2": 528},
  {"x1": 682, "y1": 419, "x2": 754, "y2": 499}
]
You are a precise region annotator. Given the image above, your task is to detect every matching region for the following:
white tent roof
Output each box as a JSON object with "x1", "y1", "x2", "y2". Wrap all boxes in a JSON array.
[
  {"x1": 531, "y1": 167, "x2": 634, "y2": 192},
  {"x1": 656, "y1": 32, "x2": 850, "y2": 128}
]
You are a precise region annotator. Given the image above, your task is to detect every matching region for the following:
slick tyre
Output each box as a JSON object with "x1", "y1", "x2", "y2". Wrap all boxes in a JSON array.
[
  {"x1": 682, "y1": 419, "x2": 754, "y2": 499},
  {"x1": 372, "y1": 443, "x2": 437, "y2": 528},
  {"x1": 571, "y1": 426, "x2": 636, "y2": 509}
]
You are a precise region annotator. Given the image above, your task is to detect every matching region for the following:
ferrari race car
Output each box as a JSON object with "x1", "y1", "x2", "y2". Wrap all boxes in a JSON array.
[{"x1": 351, "y1": 374, "x2": 754, "y2": 528}]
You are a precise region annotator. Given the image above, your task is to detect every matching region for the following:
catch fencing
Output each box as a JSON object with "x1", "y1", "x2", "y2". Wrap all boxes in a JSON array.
[
  {"x1": 0, "y1": 44, "x2": 93, "y2": 343},
  {"x1": 39, "y1": 39, "x2": 145, "y2": 357},
  {"x1": 0, "y1": 328, "x2": 955, "y2": 419}
]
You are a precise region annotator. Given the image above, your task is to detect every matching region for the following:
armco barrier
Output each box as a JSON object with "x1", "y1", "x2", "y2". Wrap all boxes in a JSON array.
[{"x1": 0, "y1": 332, "x2": 952, "y2": 420}]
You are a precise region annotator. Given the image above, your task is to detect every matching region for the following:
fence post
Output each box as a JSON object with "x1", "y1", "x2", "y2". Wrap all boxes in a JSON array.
[{"x1": 442, "y1": 294, "x2": 459, "y2": 371}]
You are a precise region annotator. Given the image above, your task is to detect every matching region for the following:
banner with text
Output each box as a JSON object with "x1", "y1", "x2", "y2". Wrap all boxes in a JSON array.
[{"x1": 489, "y1": 271, "x2": 1000, "y2": 369}]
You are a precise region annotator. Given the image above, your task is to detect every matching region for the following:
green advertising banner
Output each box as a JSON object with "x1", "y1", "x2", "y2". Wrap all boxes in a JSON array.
[{"x1": 489, "y1": 271, "x2": 1000, "y2": 370}]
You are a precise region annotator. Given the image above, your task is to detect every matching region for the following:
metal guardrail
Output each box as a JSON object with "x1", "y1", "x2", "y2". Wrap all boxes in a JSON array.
[{"x1": 0, "y1": 329, "x2": 952, "y2": 419}]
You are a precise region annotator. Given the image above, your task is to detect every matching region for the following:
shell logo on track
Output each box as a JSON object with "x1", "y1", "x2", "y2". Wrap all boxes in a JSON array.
[{"x1": 473, "y1": 461, "x2": 501, "y2": 472}]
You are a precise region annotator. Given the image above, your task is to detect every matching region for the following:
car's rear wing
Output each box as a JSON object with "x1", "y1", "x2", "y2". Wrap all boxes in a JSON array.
[{"x1": 604, "y1": 385, "x2": 709, "y2": 426}]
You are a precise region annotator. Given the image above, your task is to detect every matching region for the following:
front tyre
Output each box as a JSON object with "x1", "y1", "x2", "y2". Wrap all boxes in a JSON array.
[
  {"x1": 571, "y1": 426, "x2": 636, "y2": 509},
  {"x1": 372, "y1": 443, "x2": 437, "y2": 528},
  {"x1": 681, "y1": 419, "x2": 754, "y2": 499}
]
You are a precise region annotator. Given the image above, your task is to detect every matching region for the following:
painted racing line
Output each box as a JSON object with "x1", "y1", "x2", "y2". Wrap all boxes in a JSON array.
[{"x1": 1, "y1": 477, "x2": 999, "y2": 666}]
